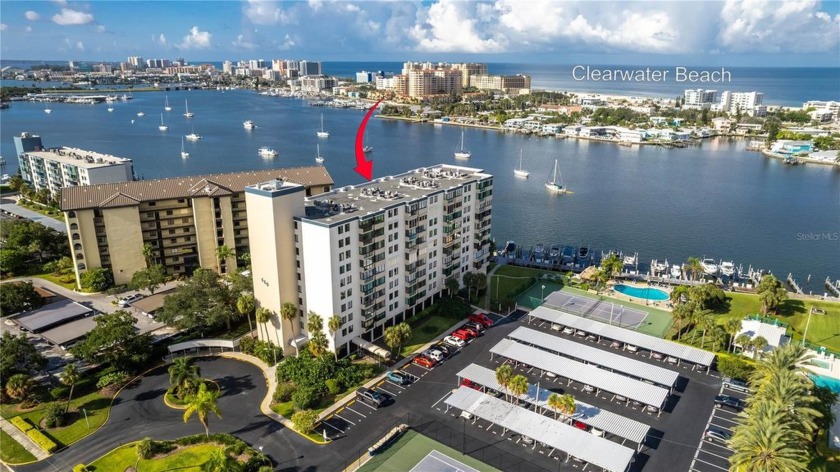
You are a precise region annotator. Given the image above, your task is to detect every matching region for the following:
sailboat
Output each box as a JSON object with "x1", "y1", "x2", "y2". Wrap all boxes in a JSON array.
[
  {"x1": 315, "y1": 144, "x2": 325, "y2": 163},
  {"x1": 183, "y1": 99, "x2": 194, "y2": 118},
  {"x1": 158, "y1": 113, "x2": 168, "y2": 131},
  {"x1": 363, "y1": 138, "x2": 373, "y2": 153},
  {"x1": 454, "y1": 131, "x2": 470, "y2": 159},
  {"x1": 545, "y1": 159, "x2": 568, "y2": 193},
  {"x1": 180, "y1": 137, "x2": 190, "y2": 158},
  {"x1": 316, "y1": 114, "x2": 329, "y2": 138},
  {"x1": 514, "y1": 149, "x2": 530, "y2": 178},
  {"x1": 185, "y1": 125, "x2": 202, "y2": 140},
  {"x1": 164, "y1": 95, "x2": 172, "y2": 111},
  {"x1": 44, "y1": 104, "x2": 52, "y2": 114}
]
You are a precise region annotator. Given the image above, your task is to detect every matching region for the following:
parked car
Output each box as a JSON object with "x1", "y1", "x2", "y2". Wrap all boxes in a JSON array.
[
  {"x1": 591, "y1": 428, "x2": 604, "y2": 437},
  {"x1": 714, "y1": 394, "x2": 743, "y2": 411},
  {"x1": 651, "y1": 352, "x2": 665, "y2": 360},
  {"x1": 705, "y1": 427, "x2": 732, "y2": 444},
  {"x1": 575, "y1": 330, "x2": 586, "y2": 337},
  {"x1": 386, "y1": 371, "x2": 409, "y2": 385},
  {"x1": 461, "y1": 378, "x2": 480, "y2": 390},
  {"x1": 356, "y1": 387, "x2": 384, "y2": 408},
  {"x1": 585, "y1": 334, "x2": 597, "y2": 342},
  {"x1": 118, "y1": 293, "x2": 144, "y2": 307},
  {"x1": 626, "y1": 345, "x2": 640, "y2": 353},
  {"x1": 468, "y1": 313, "x2": 494, "y2": 327},
  {"x1": 452, "y1": 329, "x2": 475, "y2": 341},
  {"x1": 582, "y1": 384, "x2": 595, "y2": 393},
  {"x1": 463, "y1": 322, "x2": 486, "y2": 334},
  {"x1": 572, "y1": 420, "x2": 590, "y2": 431},
  {"x1": 413, "y1": 355, "x2": 436, "y2": 368},
  {"x1": 444, "y1": 335, "x2": 466, "y2": 348},
  {"x1": 459, "y1": 326, "x2": 481, "y2": 338},
  {"x1": 666, "y1": 356, "x2": 679, "y2": 365},
  {"x1": 610, "y1": 340, "x2": 624, "y2": 349},
  {"x1": 423, "y1": 349, "x2": 445, "y2": 363},
  {"x1": 551, "y1": 323, "x2": 563, "y2": 332},
  {"x1": 562, "y1": 326, "x2": 575, "y2": 335},
  {"x1": 433, "y1": 342, "x2": 452, "y2": 356},
  {"x1": 614, "y1": 394, "x2": 628, "y2": 402},
  {"x1": 722, "y1": 377, "x2": 751, "y2": 393}
]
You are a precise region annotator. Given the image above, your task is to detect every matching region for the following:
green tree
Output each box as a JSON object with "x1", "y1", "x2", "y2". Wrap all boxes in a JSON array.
[
  {"x1": 0, "y1": 331, "x2": 47, "y2": 385},
  {"x1": 130, "y1": 264, "x2": 167, "y2": 294},
  {"x1": 764, "y1": 116, "x2": 781, "y2": 143},
  {"x1": 71, "y1": 311, "x2": 153, "y2": 369},
  {"x1": 157, "y1": 269, "x2": 238, "y2": 333},
  {"x1": 0, "y1": 281, "x2": 45, "y2": 315},
  {"x1": 306, "y1": 312, "x2": 324, "y2": 334},
  {"x1": 61, "y1": 363, "x2": 81, "y2": 409},
  {"x1": 280, "y1": 302, "x2": 299, "y2": 338},
  {"x1": 0, "y1": 248, "x2": 28, "y2": 275},
  {"x1": 8, "y1": 174, "x2": 25, "y2": 192},
  {"x1": 671, "y1": 302, "x2": 693, "y2": 340},
  {"x1": 291, "y1": 409, "x2": 318, "y2": 433},
  {"x1": 327, "y1": 315, "x2": 341, "y2": 361},
  {"x1": 445, "y1": 277, "x2": 461, "y2": 297},
  {"x1": 236, "y1": 293, "x2": 256, "y2": 336},
  {"x1": 141, "y1": 243, "x2": 155, "y2": 268},
  {"x1": 495, "y1": 364, "x2": 514, "y2": 401},
  {"x1": 686, "y1": 257, "x2": 703, "y2": 282},
  {"x1": 256, "y1": 307, "x2": 273, "y2": 345},
  {"x1": 669, "y1": 285, "x2": 688, "y2": 305},
  {"x1": 80, "y1": 267, "x2": 114, "y2": 292},
  {"x1": 756, "y1": 275, "x2": 787, "y2": 314},
  {"x1": 168, "y1": 357, "x2": 201, "y2": 399},
  {"x1": 308, "y1": 330, "x2": 329, "y2": 357},
  {"x1": 183, "y1": 382, "x2": 222, "y2": 436},
  {"x1": 724, "y1": 319, "x2": 743, "y2": 353},
  {"x1": 697, "y1": 312, "x2": 715, "y2": 349},
  {"x1": 749, "y1": 336, "x2": 768, "y2": 358},
  {"x1": 215, "y1": 244, "x2": 235, "y2": 274},
  {"x1": 5, "y1": 373, "x2": 35, "y2": 404},
  {"x1": 730, "y1": 405, "x2": 810, "y2": 472},
  {"x1": 735, "y1": 334, "x2": 753, "y2": 353},
  {"x1": 202, "y1": 446, "x2": 240, "y2": 472},
  {"x1": 547, "y1": 392, "x2": 576, "y2": 420},
  {"x1": 600, "y1": 253, "x2": 622, "y2": 278}
]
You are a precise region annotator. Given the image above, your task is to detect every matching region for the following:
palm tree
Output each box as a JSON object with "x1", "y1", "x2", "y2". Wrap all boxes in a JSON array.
[
  {"x1": 142, "y1": 243, "x2": 155, "y2": 268},
  {"x1": 169, "y1": 357, "x2": 201, "y2": 399},
  {"x1": 327, "y1": 315, "x2": 341, "y2": 361},
  {"x1": 724, "y1": 319, "x2": 743, "y2": 353},
  {"x1": 5, "y1": 373, "x2": 34, "y2": 404},
  {"x1": 61, "y1": 363, "x2": 81, "y2": 409},
  {"x1": 202, "y1": 446, "x2": 240, "y2": 472},
  {"x1": 255, "y1": 307, "x2": 273, "y2": 347},
  {"x1": 383, "y1": 323, "x2": 411, "y2": 357},
  {"x1": 757, "y1": 275, "x2": 787, "y2": 315},
  {"x1": 669, "y1": 285, "x2": 688, "y2": 305},
  {"x1": 215, "y1": 244, "x2": 235, "y2": 274},
  {"x1": 236, "y1": 294, "x2": 255, "y2": 336},
  {"x1": 183, "y1": 383, "x2": 222, "y2": 436},
  {"x1": 547, "y1": 393, "x2": 576, "y2": 420},
  {"x1": 508, "y1": 375, "x2": 528, "y2": 403},
  {"x1": 729, "y1": 403, "x2": 810, "y2": 472},
  {"x1": 686, "y1": 257, "x2": 703, "y2": 282},
  {"x1": 753, "y1": 370, "x2": 822, "y2": 436},
  {"x1": 308, "y1": 330, "x2": 329, "y2": 357},
  {"x1": 495, "y1": 365, "x2": 514, "y2": 401},
  {"x1": 750, "y1": 336, "x2": 768, "y2": 358},
  {"x1": 445, "y1": 277, "x2": 460, "y2": 297},
  {"x1": 671, "y1": 302, "x2": 693, "y2": 340},
  {"x1": 734, "y1": 334, "x2": 752, "y2": 353},
  {"x1": 600, "y1": 253, "x2": 622, "y2": 279},
  {"x1": 396, "y1": 322, "x2": 412, "y2": 354},
  {"x1": 280, "y1": 302, "x2": 299, "y2": 338},
  {"x1": 709, "y1": 326, "x2": 728, "y2": 353},
  {"x1": 696, "y1": 311, "x2": 715, "y2": 348},
  {"x1": 306, "y1": 312, "x2": 323, "y2": 335}
]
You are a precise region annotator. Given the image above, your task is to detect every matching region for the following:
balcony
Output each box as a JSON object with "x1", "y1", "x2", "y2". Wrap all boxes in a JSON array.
[
  {"x1": 359, "y1": 240, "x2": 385, "y2": 256},
  {"x1": 443, "y1": 264, "x2": 460, "y2": 277},
  {"x1": 360, "y1": 252, "x2": 385, "y2": 269},
  {"x1": 405, "y1": 291, "x2": 427, "y2": 306},
  {"x1": 360, "y1": 277, "x2": 385, "y2": 295},
  {"x1": 405, "y1": 260, "x2": 424, "y2": 274},
  {"x1": 405, "y1": 269, "x2": 426, "y2": 284},
  {"x1": 405, "y1": 236, "x2": 426, "y2": 250},
  {"x1": 359, "y1": 215, "x2": 385, "y2": 233},
  {"x1": 444, "y1": 212, "x2": 462, "y2": 223},
  {"x1": 359, "y1": 228, "x2": 384, "y2": 244},
  {"x1": 362, "y1": 290, "x2": 385, "y2": 306},
  {"x1": 443, "y1": 234, "x2": 461, "y2": 247}
]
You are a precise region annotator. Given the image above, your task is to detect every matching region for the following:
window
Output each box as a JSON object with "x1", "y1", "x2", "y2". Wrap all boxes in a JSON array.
[
  {"x1": 182, "y1": 217, "x2": 189, "y2": 223},
  {"x1": 170, "y1": 238, "x2": 177, "y2": 243},
  {"x1": 169, "y1": 229, "x2": 175, "y2": 235},
  {"x1": 184, "y1": 228, "x2": 190, "y2": 233},
  {"x1": 166, "y1": 210, "x2": 173, "y2": 216},
  {"x1": 178, "y1": 199, "x2": 185, "y2": 203},
  {"x1": 148, "y1": 202, "x2": 156, "y2": 207}
]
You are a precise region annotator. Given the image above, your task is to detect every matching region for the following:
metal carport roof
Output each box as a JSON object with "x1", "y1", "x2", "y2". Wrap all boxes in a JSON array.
[
  {"x1": 14, "y1": 299, "x2": 93, "y2": 333},
  {"x1": 39, "y1": 315, "x2": 97, "y2": 347}
]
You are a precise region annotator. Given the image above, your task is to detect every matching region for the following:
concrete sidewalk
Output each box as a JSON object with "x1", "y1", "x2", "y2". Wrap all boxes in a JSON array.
[{"x1": 0, "y1": 416, "x2": 49, "y2": 461}]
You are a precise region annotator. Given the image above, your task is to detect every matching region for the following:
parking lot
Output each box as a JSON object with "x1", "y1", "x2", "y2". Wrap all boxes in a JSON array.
[{"x1": 689, "y1": 385, "x2": 748, "y2": 472}]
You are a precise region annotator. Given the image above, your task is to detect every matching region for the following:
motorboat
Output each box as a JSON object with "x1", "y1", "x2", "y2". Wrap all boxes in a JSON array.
[
  {"x1": 454, "y1": 131, "x2": 471, "y2": 159},
  {"x1": 44, "y1": 105, "x2": 52, "y2": 114},
  {"x1": 180, "y1": 137, "x2": 189, "y2": 159},
  {"x1": 549, "y1": 245, "x2": 561, "y2": 258},
  {"x1": 316, "y1": 114, "x2": 329, "y2": 138},
  {"x1": 258, "y1": 147, "x2": 278, "y2": 158},
  {"x1": 363, "y1": 145, "x2": 373, "y2": 153},
  {"x1": 577, "y1": 246, "x2": 590, "y2": 261},
  {"x1": 137, "y1": 111, "x2": 145, "y2": 117},
  {"x1": 514, "y1": 149, "x2": 529, "y2": 177},
  {"x1": 158, "y1": 113, "x2": 168, "y2": 131},
  {"x1": 701, "y1": 258, "x2": 719, "y2": 276},
  {"x1": 720, "y1": 261, "x2": 736, "y2": 277},
  {"x1": 623, "y1": 254, "x2": 637, "y2": 266},
  {"x1": 315, "y1": 144, "x2": 324, "y2": 163},
  {"x1": 185, "y1": 132, "x2": 202, "y2": 141},
  {"x1": 183, "y1": 99, "x2": 194, "y2": 118},
  {"x1": 243, "y1": 120, "x2": 256, "y2": 130},
  {"x1": 653, "y1": 260, "x2": 668, "y2": 273},
  {"x1": 545, "y1": 159, "x2": 568, "y2": 193},
  {"x1": 534, "y1": 244, "x2": 545, "y2": 262},
  {"x1": 670, "y1": 264, "x2": 682, "y2": 278},
  {"x1": 107, "y1": 106, "x2": 114, "y2": 112},
  {"x1": 561, "y1": 246, "x2": 575, "y2": 264}
]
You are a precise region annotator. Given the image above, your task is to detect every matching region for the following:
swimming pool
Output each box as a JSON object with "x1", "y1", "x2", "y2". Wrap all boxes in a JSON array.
[
  {"x1": 810, "y1": 374, "x2": 840, "y2": 393},
  {"x1": 614, "y1": 284, "x2": 670, "y2": 301}
]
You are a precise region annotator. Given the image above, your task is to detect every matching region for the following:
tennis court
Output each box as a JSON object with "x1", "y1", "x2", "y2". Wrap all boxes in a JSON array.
[
  {"x1": 409, "y1": 450, "x2": 480, "y2": 472},
  {"x1": 544, "y1": 290, "x2": 648, "y2": 329},
  {"x1": 515, "y1": 281, "x2": 564, "y2": 309},
  {"x1": 357, "y1": 430, "x2": 498, "y2": 472}
]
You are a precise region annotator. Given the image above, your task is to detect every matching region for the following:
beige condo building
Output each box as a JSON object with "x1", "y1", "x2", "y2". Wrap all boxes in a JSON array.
[{"x1": 60, "y1": 167, "x2": 333, "y2": 287}]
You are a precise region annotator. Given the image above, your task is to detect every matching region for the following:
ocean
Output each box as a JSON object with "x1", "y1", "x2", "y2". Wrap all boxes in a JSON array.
[{"x1": 1, "y1": 90, "x2": 838, "y2": 292}]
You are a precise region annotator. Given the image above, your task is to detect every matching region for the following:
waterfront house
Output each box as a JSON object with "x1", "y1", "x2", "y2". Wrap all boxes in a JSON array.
[
  {"x1": 650, "y1": 116, "x2": 668, "y2": 126},
  {"x1": 711, "y1": 117, "x2": 733, "y2": 133},
  {"x1": 770, "y1": 140, "x2": 813, "y2": 156},
  {"x1": 734, "y1": 319, "x2": 789, "y2": 357},
  {"x1": 564, "y1": 126, "x2": 582, "y2": 137}
]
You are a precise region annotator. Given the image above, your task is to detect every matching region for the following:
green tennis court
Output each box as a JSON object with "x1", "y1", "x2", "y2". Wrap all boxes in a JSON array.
[
  {"x1": 515, "y1": 281, "x2": 564, "y2": 310},
  {"x1": 357, "y1": 429, "x2": 499, "y2": 472}
]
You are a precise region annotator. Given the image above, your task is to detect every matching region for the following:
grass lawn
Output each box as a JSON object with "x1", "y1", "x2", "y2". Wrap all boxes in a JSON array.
[
  {"x1": 16, "y1": 201, "x2": 64, "y2": 222},
  {"x1": 400, "y1": 312, "x2": 463, "y2": 357},
  {"x1": 87, "y1": 443, "x2": 218, "y2": 471},
  {"x1": 0, "y1": 429, "x2": 37, "y2": 464},
  {"x1": 488, "y1": 265, "x2": 562, "y2": 307},
  {"x1": 2, "y1": 390, "x2": 111, "y2": 448}
]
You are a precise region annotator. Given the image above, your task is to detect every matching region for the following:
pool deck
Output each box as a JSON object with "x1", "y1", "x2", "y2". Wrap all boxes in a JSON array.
[{"x1": 607, "y1": 281, "x2": 673, "y2": 311}]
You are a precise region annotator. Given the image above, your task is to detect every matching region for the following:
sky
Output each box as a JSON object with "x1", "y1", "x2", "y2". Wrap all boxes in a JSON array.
[{"x1": 1, "y1": 0, "x2": 839, "y2": 66}]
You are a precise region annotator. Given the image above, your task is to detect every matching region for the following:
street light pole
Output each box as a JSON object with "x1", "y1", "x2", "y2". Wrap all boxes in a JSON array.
[
  {"x1": 541, "y1": 284, "x2": 546, "y2": 302},
  {"x1": 82, "y1": 408, "x2": 90, "y2": 429}
]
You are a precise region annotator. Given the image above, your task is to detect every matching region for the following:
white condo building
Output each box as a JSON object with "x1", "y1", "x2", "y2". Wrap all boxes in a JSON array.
[
  {"x1": 14, "y1": 132, "x2": 134, "y2": 198},
  {"x1": 246, "y1": 165, "x2": 493, "y2": 357},
  {"x1": 714, "y1": 91, "x2": 766, "y2": 116},
  {"x1": 683, "y1": 89, "x2": 718, "y2": 109}
]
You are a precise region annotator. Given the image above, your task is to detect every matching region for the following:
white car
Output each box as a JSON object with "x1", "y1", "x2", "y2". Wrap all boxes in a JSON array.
[
  {"x1": 424, "y1": 349, "x2": 445, "y2": 362},
  {"x1": 443, "y1": 335, "x2": 466, "y2": 348},
  {"x1": 118, "y1": 293, "x2": 144, "y2": 307},
  {"x1": 626, "y1": 345, "x2": 640, "y2": 353}
]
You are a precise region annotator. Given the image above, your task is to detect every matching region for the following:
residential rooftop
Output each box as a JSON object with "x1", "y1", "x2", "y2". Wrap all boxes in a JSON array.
[
  {"x1": 23, "y1": 147, "x2": 133, "y2": 168},
  {"x1": 61, "y1": 166, "x2": 334, "y2": 211},
  {"x1": 300, "y1": 164, "x2": 492, "y2": 223}
]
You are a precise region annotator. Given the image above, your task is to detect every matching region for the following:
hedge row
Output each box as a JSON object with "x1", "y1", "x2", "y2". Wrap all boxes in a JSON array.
[{"x1": 10, "y1": 416, "x2": 58, "y2": 453}]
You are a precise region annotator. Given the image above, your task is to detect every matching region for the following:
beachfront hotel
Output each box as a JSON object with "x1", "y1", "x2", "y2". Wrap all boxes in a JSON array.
[
  {"x1": 246, "y1": 164, "x2": 493, "y2": 357},
  {"x1": 60, "y1": 167, "x2": 332, "y2": 287},
  {"x1": 14, "y1": 132, "x2": 135, "y2": 199}
]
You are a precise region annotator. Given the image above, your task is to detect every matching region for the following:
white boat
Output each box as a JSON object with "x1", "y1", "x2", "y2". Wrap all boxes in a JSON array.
[
  {"x1": 183, "y1": 99, "x2": 194, "y2": 118},
  {"x1": 107, "y1": 107, "x2": 114, "y2": 112},
  {"x1": 185, "y1": 132, "x2": 202, "y2": 141},
  {"x1": 164, "y1": 95, "x2": 172, "y2": 111},
  {"x1": 623, "y1": 254, "x2": 637, "y2": 266},
  {"x1": 180, "y1": 137, "x2": 189, "y2": 159},
  {"x1": 137, "y1": 111, "x2": 145, "y2": 117},
  {"x1": 701, "y1": 258, "x2": 719, "y2": 275},
  {"x1": 454, "y1": 131, "x2": 471, "y2": 159},
  {"x1": 720, "y1": 261, "x2": 736, "y2": 277},
  {"x1": 670, "y1": 264, "x2": 682, "y2": 278},
  {"x1": 258, "y1": 146, "x2": 278, "y2": 158},
  {"x1": 243, "y1": 120, "x2": 256, "y2": 130},
  {"x1": 514, "y1": 149, "x2": 529, "y2": 177},
  {"x1": 363, "y1": 145, "x2": 373, "y2": 153},
  {"x1": 653, "y1": 260, "x2": 668, "y2": 273},
  {"x1": 315, "y1": 144, "x2": 324, "y2": 163},
  {"x1": 545, "y1": 159, "x2": 568, "y2": 193},
  {"x1": 316, "y1": 114, "x2": 329, "y2": 138},
  {"x1": 158, "y1": 113, "x2": 168, "y2": 131}
]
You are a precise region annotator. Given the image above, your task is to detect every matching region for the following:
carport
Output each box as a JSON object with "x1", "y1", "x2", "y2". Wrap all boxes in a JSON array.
[
  {"x1": 39, "y1": 315, "x2": 98, "y2": 348},
  {"x1": 352, "y1": 337, "x2": 392, "y2": 361},
  {"x1": 14, "y1": 299, "x2": 93, "y2": 333},
  {"x1": 444, "y1": 386, "x2": 635, "y2": 472}
]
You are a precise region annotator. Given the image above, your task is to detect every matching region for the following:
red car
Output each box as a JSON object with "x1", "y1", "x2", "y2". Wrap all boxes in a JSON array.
[
  {"x1": 413, "y1": 355, "x2": 436, "y2": 368},
  {"x1": 468, "y1": 313, "x2": 494, "y2": 327},
  {"x1": 452, "y1": 329, "x2": 475, "y2": 341},
  {"x1": 572, "y1": 420, "x2": 590, "y2": 432},
  {"x1": 460, "y1": 326, "x2": 481, "y2": 338},
  {"x1": 461, "y1": 378, "x2": 480, "y2": 390}
]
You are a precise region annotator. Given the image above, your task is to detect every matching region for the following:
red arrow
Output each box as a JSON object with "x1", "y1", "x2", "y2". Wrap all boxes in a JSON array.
[{"x1": 354, "y1": 98, "x2": 382, "y2": 181}]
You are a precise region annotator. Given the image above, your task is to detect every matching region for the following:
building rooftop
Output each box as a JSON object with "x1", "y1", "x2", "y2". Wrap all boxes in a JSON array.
[
  {"x1": 61, "y1": 166, "x2": 334, "y2": 211},
  {"x1": 23, "y1": 147, "x2": 133, "y2": 169},
  {"x1": 736, "y1": 319, "x2": 789, "y2": 353},
  {"x1": 301, "y1": 164, "x2": 491, "y2": 223}
]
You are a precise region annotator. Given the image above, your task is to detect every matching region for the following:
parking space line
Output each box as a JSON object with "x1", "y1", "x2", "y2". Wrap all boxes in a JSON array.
[
  {"x1": 322, "y1": 420, "x2": 344, "y2": 434},
  {"x1": 697, "y1": 448, "x2": 732, "y2": 461},
  {"x1": 345, "y1": 405, "x2": 368, "y2": 417},
  {"x1": 385, "y1": 380, "x2": 406, "y2": 390},
  {"x1": 702, "y1": 441, "x2": 734, "y2": 453},
  {"x1": 692, "y1": 457, "x2": 728, "y2": 471},
  {"x1": 334, "y1": 414, "x2": 356, "y2": 426},
  {"x1": 709, "y1": 421, "x2": 735, "y2": 431},
  {"x1": 431, "y1": 390, "x2": 453, "y2": 410},
  {"x1": 378, "y1": 385, "x2": 399, "y2": 396}
]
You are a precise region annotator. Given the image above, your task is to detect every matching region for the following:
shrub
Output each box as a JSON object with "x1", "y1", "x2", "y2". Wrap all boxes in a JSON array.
[
  {"x1": 10, "y1": 416, "x2": 33, "y2": 432},
  {"x1": 273, "y1": 382, "x2": 295, "y2": 403},
  {"x1": 96, "y1": 371, "x2": 127, "y2": 389},
  {"x1": 26, "y1": 427, "x2": 58, "y2": 452},
  {"x1": 73, "y1": 465, "x2": 88, "y2": 472},
  {"x1": 325, "y1": 379, "x2": 341, "y2": 395},
  {"x1": 291, "y1": 410, "x2": 318, "y2": 433},
  {"x1": 43, "y1": 403, "x2": 67, "y2": 428},
  {"x1": 717, "y1": 354, "x2": 755, "y2": 379},
  {"x1": 136, "y1": 437, "x2": 155, "y2": 460},
  {"x1": 579, "y1": 283, "x2": 590, "y2": 291},
  {"x1": 292, "y1": 386, "x2": 321, "y2": 410},
  {"x1": 50, "y1": 386, "x2": 69, "y2": 400},
  {"x1": 79, "y1": 267, "x2": 114, "y2": 292}
]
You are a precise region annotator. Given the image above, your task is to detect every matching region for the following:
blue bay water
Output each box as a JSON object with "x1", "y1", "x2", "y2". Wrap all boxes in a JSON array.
[{"x1": 1, "y1": 90, "x2": 838, "y2": 291}]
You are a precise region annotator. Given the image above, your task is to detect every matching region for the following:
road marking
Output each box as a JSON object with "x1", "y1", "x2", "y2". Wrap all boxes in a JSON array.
[
  {"x1": 378, "y1": 386, "x2": 398, "y2": 396},
  {"x1": 386, "y1": 380, "x2": 406, "y2": 390},
  {"x1": 431, "y1": 391, "x2": 453, "y2": 409},
  {"x1": 692, "y1": 457, "x2": 728, "y2": 471},
  {"x1": 322, "y1": 420, "x2": 345, "y2": 434},
  {"x1": 375, "y1": 380, "x2": 385, "y2": 388},
  {"x1": 345, "y1": 405, "x2": 368, "y2": 417},
  {"x1": 697, "y1": 447, "x2": 732, "y2": 461},
  {"x1": 334, "y1": 414, "x2": 356, "y2": 426},
  {"x1": 709, "y1": 421, "x2": 736, "y2": 430},
  {"x1": 703, "y1": 441, "x2": 734, "y2": 453}
]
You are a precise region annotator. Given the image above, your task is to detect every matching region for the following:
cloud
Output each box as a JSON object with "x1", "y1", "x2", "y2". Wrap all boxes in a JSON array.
[
  {"x1": 158, "y1": 33, "x2": 167, "y2": 45},
  {"x1": 76, "y1": 41, "x2": 85, "y2": 51},
  {"x1": 25, "y1": 11, "x2": 41, "y2": 21},
  {"x1": 52, "y1": 8, "x2": 94, "y2": 26},
  {"x1": 410, "y1": 0, "x2": 503, "y2": 53},
  {"x1": 25, "y1": 26, "x2": 33, "y2": 33},
  {"x1": 244, "y1": 0, "x2": 295, "y2": 25},
  {"x1": 717, "y1": 0, "x2": 839, "y2": 53},
  {"x1": 280, "y1": 34, "x2": 296, "y2": 49},
  {"x1": 0, "y1": 23, "x2": 7, "y2": 32},
  {"x1": 178, "y1": 26, "x2": 212, "y2": 49},
  {"x1": 96, "y1": 24, "x2": 106, "y2": 33},
  {"x1": 233, "y1": 34, "x2": 257, "y2": 49}
]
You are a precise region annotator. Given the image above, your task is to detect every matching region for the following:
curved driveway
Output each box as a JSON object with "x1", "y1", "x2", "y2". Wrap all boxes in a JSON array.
[{"x1": 16, "y1": 357, "x2": 345, "y2": 472}]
